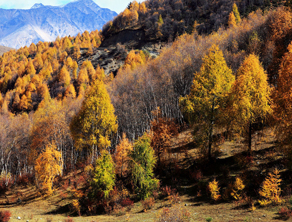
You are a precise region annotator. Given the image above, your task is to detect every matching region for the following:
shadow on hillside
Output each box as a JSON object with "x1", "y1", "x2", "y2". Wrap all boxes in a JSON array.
[
  {"x1": 158, "y1": 138, "x2": 290, "y2": 208},
  {"x1": 45, "y1": 203, "x2": 71, "y2": 215}
]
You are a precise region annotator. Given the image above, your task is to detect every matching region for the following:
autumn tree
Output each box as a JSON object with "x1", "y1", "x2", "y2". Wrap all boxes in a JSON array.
[
  {"x1": 228, "y1": 54, "x2": 271, "y2": 152},
  {"x1": 180, "y1": 45, "x2": 234, "y2": 160},
  {"x1": 72, "y1": 61, "x2": 78, "y2": 80},
  {"x1": 33, "y1": 53, "x2": 44, "y2": 72},
  {"x1": 228, "y1": 12, "x2": 237, "y2": 28},
  {"x1": 150, "y1": 107, "x2": 178, "y2": 165},
  {"x1": 124, "y1": 50, "x2": 144, "y2": 70},
  {"x1": 232, "y1": 3, "x2": 241, "y2": 24},
  {"x1": 114, "y1": 133, "x2": 133, "y2": 177},
  {"x1": 139, "y1": 2, "x2": 147, "y2": 14},
  {"x1": 273, "y1": 43, "x2": 292, "y2": 153},
  {"x1": 64, "y1": 84, "x2": 76, "y2": 99},
  {"x1": 93, "y1": 65, "x2": 105, "y2": 81},
  {"x1": 59, "y1": 65, "x2": 71, "y2": 87},
  {"x1": 87, "y1": 45, "x2": 93, "y2": 55},
  {"x1": 91, "y1": 150, "x2": 115, "y2": 198},
  {"x1": 30, "y1": 98, "x2": 73, "y2": 172},
  {"x1": 26, "y1": 59, "x2": 36, "y2": 76},
  {"x1": 70, "y1": 79, "x2": 118, "y2": 161},
  {"x1": 130, "y1": 133, "x2": 159, "y2": 199},
  {"x1": 35, "y1": 143, "x2": 62, "y2": 195},
  {"x1": 77, "y1": 68, "x2": 89, "y2": 86},
  {"x1": 73, "y1": 46, "x2": 81, "y2": 60}
]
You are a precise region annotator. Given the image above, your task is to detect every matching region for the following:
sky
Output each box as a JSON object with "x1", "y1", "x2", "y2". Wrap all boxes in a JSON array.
[{"x1": 0, "y1": 0, "x2": 140, "y2": 13}]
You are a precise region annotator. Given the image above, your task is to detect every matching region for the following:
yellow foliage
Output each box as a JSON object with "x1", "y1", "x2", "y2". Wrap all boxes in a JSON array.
[
  {"x1": 70, "y1": 79, "x2": 118, "y2": 155},
  {"x1": 208, "y1": 179, "x2": 221, "y2": 201},
  {"x1": 258, "y1": 168, "x2": 282, "y2": 206},
  {"x1": 59, "y1": 65, "x2": 71, "y2": 87},
  {"x1": 64, "y1": 84, "x2": 76, "y2": 99},
  {"x1": 124, "y1": 50, "x2": 144, "y2": 70},
  {"x1": 230, "y1": 54, "x2": 271, "y2": 127},
  {"x1": 77, "y1": 68, "x2": 89, "y2": 85},
  {"x1": 35, "y1": 143, "x2": 62, "y2": 196},
  {"x1": 231, "y1": 177, "x2": 245, "y2": 200},
  {"x1": 72, "y1": 199, "x2": 81, "y2": 216}
]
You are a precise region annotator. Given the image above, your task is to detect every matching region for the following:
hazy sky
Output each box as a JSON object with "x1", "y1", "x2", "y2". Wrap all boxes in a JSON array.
[{"x1": 0, "y1": 0, "x2": 140, "y2": 13}]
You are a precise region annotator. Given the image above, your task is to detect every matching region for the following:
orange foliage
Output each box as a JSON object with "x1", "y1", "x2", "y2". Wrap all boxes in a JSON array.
[
  {"x1": 114, "y1": 133, "x2": 133, "y2": 177},
  {"x1": 150, "y1": 107, "x2": 178, "y2": 165}
]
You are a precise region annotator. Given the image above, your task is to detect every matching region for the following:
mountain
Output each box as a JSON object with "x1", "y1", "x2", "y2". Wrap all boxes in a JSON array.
[
  {"x1": 0, "y1": 45, "x2": 13, "y2": 55},
  {"x1": 0, "y1": 0, "x2": 117, "y2": 49}
]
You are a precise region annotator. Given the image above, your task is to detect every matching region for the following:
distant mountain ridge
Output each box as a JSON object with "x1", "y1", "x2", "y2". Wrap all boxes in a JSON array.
[{"x1": 0, "y1": 0, "x2": 117, "y2": 48}]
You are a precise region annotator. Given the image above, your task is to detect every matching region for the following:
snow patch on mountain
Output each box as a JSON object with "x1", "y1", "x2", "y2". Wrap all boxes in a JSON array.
[{"x1": 0, "y1": 0, "x2": 116, "y2": 48}]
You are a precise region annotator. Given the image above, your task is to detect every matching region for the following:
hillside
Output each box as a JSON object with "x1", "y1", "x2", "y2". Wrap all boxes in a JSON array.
[
  {"x1": 0, "y1": 45, "x2": 13, "y2": 55},
  {"x1": 102, "y1": 0, "x2": 286, "y2": 45},
  {"x1": 0, "y1": 0, "x2": 117, "y2": 48},
  {"x1": 0, "y1": 128, "x2": 286, "y2": 221},
  {"x1": 2, "y1": 1, "x2": 292, "y2": 222}
]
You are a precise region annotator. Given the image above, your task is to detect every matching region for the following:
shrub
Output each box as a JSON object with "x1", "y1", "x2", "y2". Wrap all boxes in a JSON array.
[
  {"x1": 206, "y1": 217, "x2": 213, "y2": 222},
  {"x1": 72, "y1": 199, "x2": 81, "y2": 216},
  {"x1": 161, "y1": 185, "x2": 180, "y2": 205},
  {"x1": 157, "y1": 206, "x2": 190, "y2": 222},
  {"x1": 120, "y1": 198, "x2": 134, "y2": 207},
  {"x1": 0, "y1": 210, "x2": 11, "y2": 222},
  {"x1": 141, "y1": 197, "x2": 155, "y2": 211},
  {"x1": 258, "y1": 168, "x2": 282, "y2": 206},
  {"x1": 231, "y1": 177, "x2": 245, "y2": 200},
  {"x1": 208, "y1": 179, "x2": 221, "y2": 201},
  {"x1": 278, "y1": 207, "x2": 292, "y2": 220}
]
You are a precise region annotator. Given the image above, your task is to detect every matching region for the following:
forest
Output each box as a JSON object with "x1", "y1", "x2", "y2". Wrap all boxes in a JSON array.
[{"x1": 2, "y1": 0, "x2": 292, "y2": 221}]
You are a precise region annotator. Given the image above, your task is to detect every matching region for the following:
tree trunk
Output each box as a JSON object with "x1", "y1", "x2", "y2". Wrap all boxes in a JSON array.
[
  {"x1": 208, "y1": 98, "x2": 215, "y2": 161},
  {"x1": 248, "y1": 121, "x2": 252, "y2": 154}
]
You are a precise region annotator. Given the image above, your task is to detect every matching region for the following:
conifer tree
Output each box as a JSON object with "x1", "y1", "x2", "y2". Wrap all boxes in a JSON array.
[
  {"x1": 26, "y1": 59, "x2": 36, "y2": 76},
  {"x1": 114, "y1": 133, "x2": 133, "y2": 177},
  {"x1": 258, "y1": 168, "x2": 282, "y2": 206},
  {"x1": 91, "y1": 149, "x2": 115, "y2": 198},
  {"x1": 130, "y1": 133, "x2": 159, "y2": 199},
  {"x1": 35, "y1": 143, "x2": 62, "y2": 195},
  {"x1": 64, "y1": 84, "x2": 76, "y2": 99},
  {"x1": 72, "y1": 61, "x2": 78, "y2": 80},
  {"x1": 273, "y1": 43, "x2": 292, "y2": 151},
  {"x1": 232, "y1": 3, "x2": 241, "y2": 24},
  {"x1": 229, "y1": 54, "x2": 271, "y2": 152},
  {"x1": 70, "y1": 79, "x2": 118, "y2": 160},
  {"x1": 228, "y1": 12, "x2": 237, "y2": 28},
  {"x1": 59, "y1": 65, "x2": 71, "y2": 87},
  {"x1": 180, "y1": 45, "x2": 234, "y2": 160}
]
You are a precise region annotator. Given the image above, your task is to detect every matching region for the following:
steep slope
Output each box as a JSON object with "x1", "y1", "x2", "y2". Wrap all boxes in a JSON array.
[
  {"x1": 102, "y1": 0, "x2": 285, "y2": 46},
  {"x1": 0, "y1": 45, "x2": 13, "y2": 55},
  {"x1": 0, "y1": 0, "x2": 117, "y2": 48}
]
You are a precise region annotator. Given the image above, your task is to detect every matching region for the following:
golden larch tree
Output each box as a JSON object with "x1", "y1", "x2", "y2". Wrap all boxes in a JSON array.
[
  {"x1": 228, "y1": 12, "x2": 237, "y2": 28},
  {"x1": 180, "y1": 45, "x2": 234, "y2": 160},
  {"x1": 70, "y1": 79, "x2": 118, "y2": 161},
  {"x1": 114, "y1": 133, "x2": 133, "y2": 177},
  {"x1": 228, "y1": 54, "x2": 271, "y2": 152},
  {"x1": 59, "y1": 65, "x2": 71, "y2": 87},
  {"x1": 35, "y1": 143, "x2": 62, "y2": 195},
  {"x1": 232, "y1": 3, "x2": 241, "y2": 24}
]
